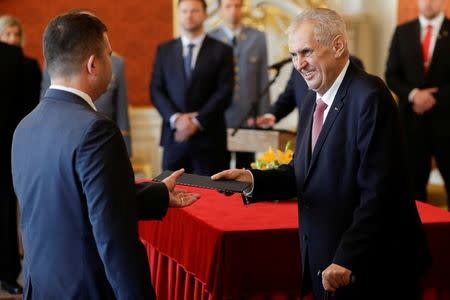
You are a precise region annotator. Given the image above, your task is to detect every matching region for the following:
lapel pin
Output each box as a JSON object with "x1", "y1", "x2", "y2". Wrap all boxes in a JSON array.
[{"x1": 334, "y1": 107, "x2": 339, "y2": 111}]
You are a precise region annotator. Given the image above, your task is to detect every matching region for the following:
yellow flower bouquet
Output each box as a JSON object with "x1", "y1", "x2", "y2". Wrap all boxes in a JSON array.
[{"x1": 251, "y1": 141, "x2": 294, "y2": 170}]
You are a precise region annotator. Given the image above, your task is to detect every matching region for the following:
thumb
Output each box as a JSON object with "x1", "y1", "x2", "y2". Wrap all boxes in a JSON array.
[{"x1": 169, "y1": 168, "x2": 185, "y2": 180}]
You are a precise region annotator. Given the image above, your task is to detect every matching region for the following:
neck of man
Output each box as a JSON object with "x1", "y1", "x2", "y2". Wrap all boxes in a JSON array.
[
  {"x1": 225, "y1": 21, "x2": 241, "y2": 31},
  {"x1": 182, "y1": 27, "x2": 204, "y2": 40},
  {"x1": 51, "y1": 77, "x2": 96, "y2": 100}
]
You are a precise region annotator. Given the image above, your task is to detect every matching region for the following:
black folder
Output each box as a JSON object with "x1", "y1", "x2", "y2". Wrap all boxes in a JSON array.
[{"x1": 153, "y1": 170, "x2": 251, "y2": 194}]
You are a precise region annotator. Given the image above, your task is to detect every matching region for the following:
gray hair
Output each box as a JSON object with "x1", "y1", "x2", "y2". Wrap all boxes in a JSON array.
[
  {"x1": 0, "y1": 15, "x2": 24, "y2": 47},
  {"x1": 287, "y1": 8, "x2": 347, "y2": 47}
]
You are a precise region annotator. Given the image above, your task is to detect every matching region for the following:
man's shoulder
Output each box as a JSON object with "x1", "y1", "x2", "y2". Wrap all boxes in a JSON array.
[
  {"x1": 396, "y1": 18, "x2": 419, "y2": 33},
  {"x1": 157, "y1": 38, "x2": 180, "y2": 51}
]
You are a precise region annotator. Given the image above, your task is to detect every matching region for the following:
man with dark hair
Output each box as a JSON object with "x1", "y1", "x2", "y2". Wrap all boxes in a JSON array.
[
  {"x1": 386, "y1": 0, "x2": 450, "y2": 209},
  {"x1": 0, "y1": 41, "x2": 24, "y2": 295},
  {"x1": 12, "y1": 11, "x2": 199, "y2": 299},
  {"x1": 209, "y1": 0, "x2": 270, "y2": 168},
  {"x1": 151, "y1": 0, "x2": 233, "y2": 175}
]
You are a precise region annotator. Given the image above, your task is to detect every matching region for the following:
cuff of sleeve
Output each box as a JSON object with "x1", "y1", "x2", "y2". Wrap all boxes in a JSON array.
[
  {"x1": 263, "y1": 113, "x2": 276, "y2": 120},
  {"x1": 243, "y1": 169, "x2": 255, "y2": 196},
  {"x1": 408, "y1": 88, "x2": 418, "y2": 103},
  {"x1": 170, "y1": 113, "x2": 181, "y2": 129}
]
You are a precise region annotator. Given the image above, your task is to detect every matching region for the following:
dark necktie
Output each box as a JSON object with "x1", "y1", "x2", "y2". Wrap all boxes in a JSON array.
[
  {"x1": 231, "y1": 35, "x2": 237, "y2": 48},
  {"x1": 184, "y1": 43, "x2": 195, "y2": 80},
  {"x1": 422, "y1": 24, "x2": 433, "y2": 74},
  {"x1": 311, "y1": 98, "x2": 328, "y2": 153}
]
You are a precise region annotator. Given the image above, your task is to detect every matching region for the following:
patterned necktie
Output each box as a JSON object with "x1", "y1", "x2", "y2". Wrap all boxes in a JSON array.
[
  {"x1": 422, "y1": 24, "x2": 433, "y2": 74},
  {"x1": 184, "y1": 43, "x2": 195, "y2": 80},
  {"x1": 311, "y1": 98, "x2": 328, "y2": 153}
]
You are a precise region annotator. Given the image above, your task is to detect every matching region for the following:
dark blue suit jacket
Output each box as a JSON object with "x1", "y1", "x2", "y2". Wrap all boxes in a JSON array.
[
  {"x1": 150, "y1": 35, "x2": 233, "y2": 150},
  {"x1": 249, "y1": 63, "x2": 430, "y2": 298},
  {"x1": 268, "y1": 68, "x2": 308, "y2": 122},
  {"x1": 12, "y1": 89, "x2": 169, "y2": 299}
]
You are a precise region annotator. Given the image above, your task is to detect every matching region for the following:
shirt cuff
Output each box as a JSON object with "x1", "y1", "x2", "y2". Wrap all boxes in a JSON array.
[
  {"x1": 243, "y1": 169, "x2": 255, "y2": 197},
  {"x1": 408, "y1": 88, "x2": 418, "y2": 103},
  {"x1": 169, "y1": 113, "x2": 181, "y2": 129}
]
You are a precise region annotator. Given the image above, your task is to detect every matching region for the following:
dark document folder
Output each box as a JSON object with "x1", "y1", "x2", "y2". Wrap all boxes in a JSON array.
[{"x1": 153, "y1": 170, "x2": 251, "y2": 194}]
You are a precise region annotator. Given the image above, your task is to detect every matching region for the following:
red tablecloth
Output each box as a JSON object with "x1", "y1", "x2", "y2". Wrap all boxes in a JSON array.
[{"x1": 138, "y1": 186, "x2": 450, "y2": 300}]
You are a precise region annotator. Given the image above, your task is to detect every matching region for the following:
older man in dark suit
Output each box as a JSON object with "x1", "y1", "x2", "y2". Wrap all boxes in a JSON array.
[
  {"x1": 213, "y1": 8, "x2": 430, "y2": 299},
  {"x1": 151, "y1": 0, "x2": 233, "y2": 176},
  {"x1": 386, "y1": 0, "x2": 450, "y2": 209},
  {"x1": 0, "y1": 41, "x2": 24, "y2": 295},
  {"x1": 12, "y1": 12, "x2": 199, "y2": 299}
]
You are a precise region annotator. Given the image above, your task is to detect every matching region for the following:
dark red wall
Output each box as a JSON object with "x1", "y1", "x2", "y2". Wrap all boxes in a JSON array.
[{"x1": 0, "y1": 0, "x2": 174, "y2": 105}]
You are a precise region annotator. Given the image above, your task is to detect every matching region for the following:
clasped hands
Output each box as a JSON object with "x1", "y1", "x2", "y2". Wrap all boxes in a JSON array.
[
  {"x1": 162, "y1": 169, "x2": 200, "y2": 208},
  {"x1": 174, "y1": 112, "x2": 199, "y2": 142},
  {"x1": 412, "y1": 87, "x2": 438, "y2": 115}
]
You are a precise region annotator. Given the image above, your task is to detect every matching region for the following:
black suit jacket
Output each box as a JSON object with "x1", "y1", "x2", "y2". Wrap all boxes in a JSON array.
[
  {"x1": 12, "y1": 89, "x2": 169, "y2": 299},
  {"x1": 150, "y1": 35, "x2": 233, "y2": 150},
  {"x1": 249, "y1": 63, "x2": 430, "y2": 297},
  {"x1": 268, "y1": 68, "x2": 309, "y2": 122},
  {"x1": 386, "y1": 18, "x2": 450, "y2": 136}
]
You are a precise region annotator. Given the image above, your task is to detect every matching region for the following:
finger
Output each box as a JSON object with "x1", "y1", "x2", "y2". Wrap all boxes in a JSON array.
[
  {"x1": 211, "y1": 169, "x2": 233, "y2": 180},
  {"x1": 169, "y1": 168, "x2": 185, "y2": 180},
  {"x1": 180, "y1": 194, "x2": 200, "y2": 206},
  {"x1": 427, "y1": 87, "x2": 438, "y2": 93}
]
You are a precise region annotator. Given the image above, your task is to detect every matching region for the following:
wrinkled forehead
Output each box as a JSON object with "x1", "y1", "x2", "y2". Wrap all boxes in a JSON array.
[{"x1": 287, "y1": 22, "x2": 317, "y2": 52}]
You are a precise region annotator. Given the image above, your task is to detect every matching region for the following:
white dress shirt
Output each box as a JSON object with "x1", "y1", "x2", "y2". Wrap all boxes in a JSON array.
[
  {"x1": 49, "y1": 85, "x2": 97, "y2": 111},
  {"x1": 317, "y1": 59, "x2": 350, "y2": 124}
]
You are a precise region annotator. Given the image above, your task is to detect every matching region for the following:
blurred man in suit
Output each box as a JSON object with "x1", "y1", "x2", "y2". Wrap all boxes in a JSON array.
[
  {"x1": 386, "y1": 0, "x2": 450, "y2": 209},
  {"x1": 151, "y1": 0, "x2": 233, "y2": 176},
  {"x1": 0, "y1": 15, "x2": 42, "y2": 116},
  {"x1": 209, "y1": 0, "x2": 270, "y2": 168},
  {"x1": 214, "y1": 8, "x2": 430, "y2": 299},
  {"x1": 0, "y1": 41, "x2": 24, "y2": 295},
  {"x1": 41, "y1": 53, "x2": 132, "y2": 155},
  {"x1": 12, "y1": 11, "x2": 199, "y2": 299}
]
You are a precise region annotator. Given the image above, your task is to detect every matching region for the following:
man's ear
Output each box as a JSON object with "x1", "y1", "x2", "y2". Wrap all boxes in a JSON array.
[
  {"x1": 86, "y1": 54, "x2": 96, "y2": 75},
  {"x1": 332, "y1": 35, "x2": 346, "y2": 58}
]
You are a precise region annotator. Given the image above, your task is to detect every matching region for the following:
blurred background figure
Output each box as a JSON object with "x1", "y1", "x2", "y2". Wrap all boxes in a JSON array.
[
  {"x1": 0, "y1": 15, "x2": 41, "y2": 115},
  {"x1": 41, "y1": 52, "x2": 132, "y2": 155},
  {"x1": 0, "y1": 39, "x2": 24, "y2": 296},
  {"x1": 151, "y1": 0, "x2": 233, "y2": 176},
  {"x1": 209, "y1": 0, "x2": 270, "y2": 168},
  {"x1": 386, "y1": 0, "x2": 450, "y2": 209}
]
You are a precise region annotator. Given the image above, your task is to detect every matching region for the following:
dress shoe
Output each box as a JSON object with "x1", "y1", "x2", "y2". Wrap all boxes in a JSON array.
[{"x1": 1, "y1": 280, "x2": 23, "y2": 294}]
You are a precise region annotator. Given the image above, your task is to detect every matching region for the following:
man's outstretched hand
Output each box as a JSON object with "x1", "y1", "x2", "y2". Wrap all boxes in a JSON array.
[{"x1": 162, "y1": 169, "x2": 200, "y2": 207}]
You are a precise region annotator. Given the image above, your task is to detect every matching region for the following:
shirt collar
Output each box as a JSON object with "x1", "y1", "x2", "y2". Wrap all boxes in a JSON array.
[
  {"x1": 49, "y1": 85, "x2": 97, "y2": 111},
  {"x1": 181, "y1": 33, "x2": 206, "y2": 48},
  {"x1": 317, "y1": 59, "x2": 350, "y2": 107},
  {"x1": 419, "y1": 12, "x2": 444, "y2": 29},
  {"x1": 222, "y1": 25, "x2": 242, "y2": 41}
]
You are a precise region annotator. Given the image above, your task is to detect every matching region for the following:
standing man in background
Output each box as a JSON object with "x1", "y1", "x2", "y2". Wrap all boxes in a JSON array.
[
  {"x1": 209, "y1": 0, "x2": 270, "y2": 168},
  {"x1": 386, "y1": 0, "x2": 450, "y2": 209},
  {"x1": 151, "y1": 0, "x2": 233, "y2": 176},
  {"x1": 41, "y1": 53, "x2": 132, "y2": 156},
  {"x1": 0, "y1": 41, "x2": 24, "y2": 295}
]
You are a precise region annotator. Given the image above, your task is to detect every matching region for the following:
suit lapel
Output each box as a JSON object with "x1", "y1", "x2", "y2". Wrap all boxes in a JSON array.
[
  {"x1": 297, "y1": 92, "x2": 315, "y2": 181},
  {"x1": 411, "y1": 20, "x2": 427, "y2": 80},
  {"x1": 303, "y1": 65, "x2": 353, "y2": 184},
  {"x1": 428, "y1": 18, "x2": 450, "y2": 74},
  {"x1": 190, "y1": 36, "x2": 210, "y2": 85},
  {"x1": 173, "y1": 38, "x2": 187, "y2": 91}
]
